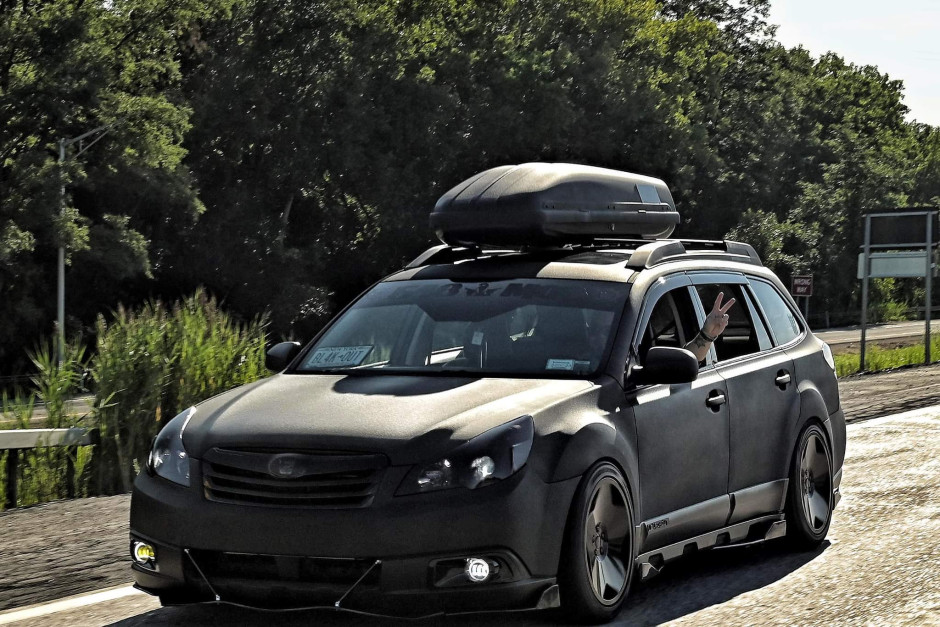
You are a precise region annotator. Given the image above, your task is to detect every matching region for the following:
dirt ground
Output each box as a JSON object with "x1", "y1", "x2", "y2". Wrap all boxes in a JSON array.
[
  {"x1": 2, "y1": 363, "x2": 940, "y2": 613},
  {"x1": 837, "y1": 362, "x2": 940, "y2": 422}
]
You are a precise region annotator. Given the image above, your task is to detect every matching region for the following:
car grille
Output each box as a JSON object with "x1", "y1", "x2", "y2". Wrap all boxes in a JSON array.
[{"x1": 202, "y1": 448, "x2": 387, "y2": 508}]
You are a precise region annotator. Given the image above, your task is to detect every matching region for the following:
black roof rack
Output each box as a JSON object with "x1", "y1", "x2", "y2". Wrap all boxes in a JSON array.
[
  {"x1": 404, "y1": 244, "x2": 511, "y2": 269},
  {"x1": 405, "y1": 239, "x2": 762, "y2": 270}
]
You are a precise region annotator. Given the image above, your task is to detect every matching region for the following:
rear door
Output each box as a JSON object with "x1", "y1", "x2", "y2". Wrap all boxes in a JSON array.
[
  {"x1": 627, "y1": 274, "x2": 731, "y2": 551},
  {"x1": 690, "y1": 273, "x2": 798, "y2": 524}
]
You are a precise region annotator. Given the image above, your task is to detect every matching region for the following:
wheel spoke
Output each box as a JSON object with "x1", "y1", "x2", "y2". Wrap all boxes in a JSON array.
[
  {"x1": 591, "y1": 556, "x2": 607, "y2": 598},
  {"x1": 801, "y1": 491, "x2": 813, "y2": 525},
  {"x1": 593, "y1": 483, "x2": 614, "y2": 523},
  {"x1": 599, "y1": 555, "x2": 626, "y2": 598},
  {"x1": 809, "y1": 491, "x2": 829, "y2": 528},
  {"x1": 808, "y1": 436, "x2": 830, "y2": 477},
  {"x1": 606, "y1": 515, "x2": 628, "y2": 547},
  {"x1": 800, "y1": 445, "x2": 813, "y2": 473}
]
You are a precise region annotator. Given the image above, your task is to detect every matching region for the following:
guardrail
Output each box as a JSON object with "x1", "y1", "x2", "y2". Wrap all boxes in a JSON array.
[{"x1": 0, "y1": 428, "x2": 98, "y2": 509}]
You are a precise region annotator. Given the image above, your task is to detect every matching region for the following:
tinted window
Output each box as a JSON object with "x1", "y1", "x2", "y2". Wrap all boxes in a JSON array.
[
  {"x1": 749, "y1": 280, "x2": 802, "y2": 345},
  {"x1": 297, "y1": 279, "x2": 630, "y2": 376}
]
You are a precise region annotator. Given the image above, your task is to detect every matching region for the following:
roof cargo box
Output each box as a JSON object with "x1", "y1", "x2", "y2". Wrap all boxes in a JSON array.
[{"x1": 430, "y1": 162, "x2": 679, "y2": 247}]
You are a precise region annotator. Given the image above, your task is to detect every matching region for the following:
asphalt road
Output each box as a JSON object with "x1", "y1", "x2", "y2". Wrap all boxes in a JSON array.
[
  {"x1": 815, "y1": 319, "x2": 940, "y2": 347},
  {"x1": 2, "y1": 404, "x2": 939, "y2": 626}
]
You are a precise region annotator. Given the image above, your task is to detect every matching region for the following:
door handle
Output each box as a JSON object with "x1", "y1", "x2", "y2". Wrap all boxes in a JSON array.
[
  {"x1": 775, "y1": 371, "x2": 792, "y2": 389},
  {"x1": 706, "y1": 391, "x2": 727, "y2": 409}
]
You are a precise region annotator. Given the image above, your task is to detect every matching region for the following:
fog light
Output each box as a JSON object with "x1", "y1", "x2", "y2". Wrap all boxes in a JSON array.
[
  {"x1": 132, "y1": 541, "x2": 156, "y2": 567},
  {"x1": 465, "y1": 557, "x2": 491, "y2": 583}
]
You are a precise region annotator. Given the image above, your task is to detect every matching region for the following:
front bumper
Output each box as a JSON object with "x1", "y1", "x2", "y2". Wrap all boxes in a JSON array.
[{"x1": 130, "y1": 463, "x2": 579, "y2": 615}]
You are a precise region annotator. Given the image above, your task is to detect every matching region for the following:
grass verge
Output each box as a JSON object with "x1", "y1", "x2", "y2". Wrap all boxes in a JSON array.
[{"x1": 835, "y1": 333, "x2": 940, "y2": 377}]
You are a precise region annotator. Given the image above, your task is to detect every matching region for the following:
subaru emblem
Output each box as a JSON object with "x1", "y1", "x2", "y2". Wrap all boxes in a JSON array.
[{"x1": 268, "y1": 454, "x2": 302, "y2": 479}]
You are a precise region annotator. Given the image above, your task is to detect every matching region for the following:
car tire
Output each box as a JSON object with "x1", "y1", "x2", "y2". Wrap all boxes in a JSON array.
[
  {"x1": 785, "y1": 422, "x2": 833, "y2": 549},
  {"x1": 558, "y1": 461, "x2": 635, "y2": 624}
]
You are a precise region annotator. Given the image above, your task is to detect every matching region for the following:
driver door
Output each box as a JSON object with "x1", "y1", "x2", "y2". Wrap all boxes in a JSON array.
[{"x1": 627, "y1": 275, "x2": 731, "y2": 552}]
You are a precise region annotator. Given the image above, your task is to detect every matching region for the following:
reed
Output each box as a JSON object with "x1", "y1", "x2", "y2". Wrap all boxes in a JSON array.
[
  {"x1": 90, "y1": 289, "x2": 268, "y2": 494},
  {"x1": 0, "y1": 340, "x2": 92, "y2": 509}
]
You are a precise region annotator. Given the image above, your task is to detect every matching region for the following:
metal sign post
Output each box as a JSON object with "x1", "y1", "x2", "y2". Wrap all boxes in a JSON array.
[
  {"x1": 858, "y1": 209, "x2": 938, "y2": 372},
  {"x1": 926, "y1": 212, "x2": 933, "y2": 363},
  {"x1": 860, "y1": 216, "x2": 872, "y2": 372}
]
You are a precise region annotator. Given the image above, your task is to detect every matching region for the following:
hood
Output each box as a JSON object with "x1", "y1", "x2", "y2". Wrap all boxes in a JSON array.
[{"x1": 182, "y1": 373, "x2": 593, "y2": 465}]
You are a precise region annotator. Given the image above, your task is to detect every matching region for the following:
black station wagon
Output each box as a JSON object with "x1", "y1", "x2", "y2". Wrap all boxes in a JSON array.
[{"x1": 130, "y1": 163, "x2": 845, "y2": 623}]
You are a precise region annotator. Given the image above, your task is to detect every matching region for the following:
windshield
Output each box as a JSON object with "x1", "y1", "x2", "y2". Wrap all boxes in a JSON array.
[{"x1": 295, "y1": 279, "x2": 629, "y2": 377}]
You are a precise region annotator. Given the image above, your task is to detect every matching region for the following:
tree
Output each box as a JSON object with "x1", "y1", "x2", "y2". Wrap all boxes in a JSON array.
[{"x1": 0, "y1": 0, "x2": 227, "y2": 371}]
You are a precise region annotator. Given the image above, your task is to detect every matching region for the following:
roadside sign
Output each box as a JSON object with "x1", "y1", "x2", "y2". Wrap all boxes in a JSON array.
[
  {"x1": 791, "y1": 276, "x2": 813, "y2": 297},
  {"x1": 867, "y1": 211, "x2": 939, "y2": 248},
  {"x1": 857, "y1": 251, "x2": 936, "y2": 279},
  {"x1": 859, "y1": 209, "x2": 938, "y2": 371}
]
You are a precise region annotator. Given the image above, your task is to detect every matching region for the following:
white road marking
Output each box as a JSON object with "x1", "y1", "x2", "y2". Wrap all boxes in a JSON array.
[{"x1": 0, "y1": 585, "x2": 143, "y2": 625}]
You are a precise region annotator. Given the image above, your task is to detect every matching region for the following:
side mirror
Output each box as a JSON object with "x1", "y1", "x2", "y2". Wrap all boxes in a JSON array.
[
  {"x1": 266, "y1": 341, "x2": 302, "y2": 372},
  {"x1": 630, "y1": 346, "x2": 698, "y2": 385}
]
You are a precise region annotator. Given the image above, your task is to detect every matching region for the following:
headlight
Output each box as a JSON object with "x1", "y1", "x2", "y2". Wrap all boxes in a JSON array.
[
  {"x1": 148, "y1": 407, "x2": 195, "y2": 487},
  {"x1": 397, "y1": 415, "x2": 534, "y2": 495},
  {"x1": 821, "y1": 341, "x2": 836, "y2": 372}
]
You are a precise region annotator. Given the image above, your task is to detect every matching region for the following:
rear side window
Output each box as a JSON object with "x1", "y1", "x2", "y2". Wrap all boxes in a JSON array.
[{"x1": 749, "y1": 280, "x2": 803, "y2": 345}]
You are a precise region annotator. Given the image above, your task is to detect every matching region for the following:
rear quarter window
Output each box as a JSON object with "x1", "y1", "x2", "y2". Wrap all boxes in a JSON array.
[{"x1": 749, "y1": 280, "x2": 803, "y2": 345}]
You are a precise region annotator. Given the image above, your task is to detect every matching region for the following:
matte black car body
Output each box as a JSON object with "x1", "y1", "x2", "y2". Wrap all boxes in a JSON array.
[{"x1": 130, "y1": 165, "x2": 845, "y2": 620}]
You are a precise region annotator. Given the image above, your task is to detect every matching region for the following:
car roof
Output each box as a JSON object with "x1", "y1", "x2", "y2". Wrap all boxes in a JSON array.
[{"x1": 387, "y1": 240, "x2": 767, "y2": 284}]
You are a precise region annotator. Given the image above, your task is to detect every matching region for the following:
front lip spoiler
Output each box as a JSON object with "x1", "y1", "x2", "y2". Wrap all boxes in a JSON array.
[{"x1": 134, "y1": 582, "x2": 562, "y2": 619}]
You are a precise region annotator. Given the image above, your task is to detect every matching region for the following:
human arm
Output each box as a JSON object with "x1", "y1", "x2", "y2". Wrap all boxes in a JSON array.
[{"x1": 684, "y1": 292, "x2": 736, "y2": 361}]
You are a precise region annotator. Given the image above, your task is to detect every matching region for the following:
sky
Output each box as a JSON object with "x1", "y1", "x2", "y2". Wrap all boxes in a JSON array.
[{"x1": 768, "y1": 0, "x2": 940, "y2": 126}]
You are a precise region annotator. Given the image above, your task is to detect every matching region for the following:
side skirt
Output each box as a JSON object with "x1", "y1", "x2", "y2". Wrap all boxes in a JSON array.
[{"x1": 635, "y1": 514, "x2": 786, "y2": 581}]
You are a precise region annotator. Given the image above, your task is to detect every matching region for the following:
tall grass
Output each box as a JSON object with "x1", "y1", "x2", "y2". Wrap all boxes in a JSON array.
[
  {"x1": 835, "y1": 333, "x2": 940, "y2": 377},
  {"x1": 90, "y1": 289, "x2": 268, "y2": 494},
  {"x1": 0, "y1": 341, "x2": 93, "y2": 509}
]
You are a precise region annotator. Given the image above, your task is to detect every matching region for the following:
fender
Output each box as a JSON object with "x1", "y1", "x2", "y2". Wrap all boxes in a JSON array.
[
  {"x1": 549, "y1": 412, "x2": 640, "y2": 509},
  {"x1": 794, "y1": 380, "x2": 837, "y2": 468}
]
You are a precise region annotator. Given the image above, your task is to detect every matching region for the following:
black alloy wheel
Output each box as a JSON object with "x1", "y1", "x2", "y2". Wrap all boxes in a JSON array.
[
  {"x1": 559, "y1": 462, "x2": 634, "y2": 623},
  {"x1": 786, "y1": 423, "x2": 833, "y2": 549}
]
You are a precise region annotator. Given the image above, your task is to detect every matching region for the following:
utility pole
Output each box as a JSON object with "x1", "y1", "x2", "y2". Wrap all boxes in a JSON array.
[
  {"x1": 56, "y1": 125, "x2": 111, "y2": 363},
  {"x1": 57, "y1": 139, "x2": 66, "y2": 365}
]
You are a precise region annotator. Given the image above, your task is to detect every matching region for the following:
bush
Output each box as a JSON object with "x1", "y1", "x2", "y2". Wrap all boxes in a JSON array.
[{"x1": 90, "y1": 289, "x2": 268, "y2": 494}]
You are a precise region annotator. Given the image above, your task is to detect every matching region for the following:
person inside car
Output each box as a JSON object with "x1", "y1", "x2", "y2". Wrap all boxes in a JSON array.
[{"x1": 685, "y1": 292, "x2": 735, "y2": 361}]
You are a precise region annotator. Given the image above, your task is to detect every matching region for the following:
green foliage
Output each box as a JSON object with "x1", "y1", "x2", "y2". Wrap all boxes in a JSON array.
[
  {"x1": 90, "y1": 289, "x2": 267, "y2": 494},
  {"x1": 835, "y1": 333, "x2": 940, "y2": 377},
  {"x1": 0, "y1": 340, "x2": 92, "y2": 509},
  {"x1": 0, "y1": 0, "x2": 227, "y2": 371},
  {"x1": 727, "y1": 209, "x2": 818, "y2": 278},
  {"x1": 0, "y1": 0, "x2": 938, "y2": 375},
  {"x1": 865, "y1": 278, "x2": 914, "y2": 324}
]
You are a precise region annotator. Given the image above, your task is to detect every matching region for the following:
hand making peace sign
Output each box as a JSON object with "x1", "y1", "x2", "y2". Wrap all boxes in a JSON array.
[{"x1": 702, "y1": 292, "x2": 736, "y2": 339}]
